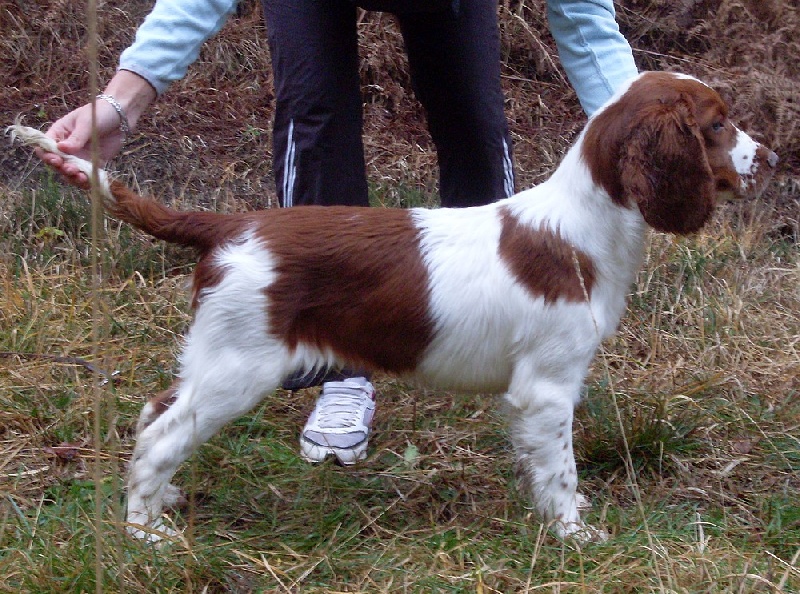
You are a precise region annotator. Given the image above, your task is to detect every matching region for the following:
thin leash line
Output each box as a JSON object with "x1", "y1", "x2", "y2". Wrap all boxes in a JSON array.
[{"x1": 571, "y1": 248, "x2": 670, "y2": 591}]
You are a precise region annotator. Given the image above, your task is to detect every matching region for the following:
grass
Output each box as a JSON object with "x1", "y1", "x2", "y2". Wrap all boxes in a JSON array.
[{"x1": 0, "y1": 175, "x2": 798, "y2": 592}]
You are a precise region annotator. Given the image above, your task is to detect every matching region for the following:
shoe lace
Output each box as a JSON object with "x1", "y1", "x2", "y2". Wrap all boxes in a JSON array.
[{"x1": 314, "y1": 386, "x2": 369, "y2": 429}]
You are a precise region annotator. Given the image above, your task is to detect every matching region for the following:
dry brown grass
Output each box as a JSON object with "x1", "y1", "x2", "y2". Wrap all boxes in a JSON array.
[{"x1": 1, "y1": 0, "x2": 798, "y2": 591}]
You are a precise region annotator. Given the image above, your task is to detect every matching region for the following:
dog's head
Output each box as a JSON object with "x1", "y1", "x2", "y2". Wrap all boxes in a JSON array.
[{"x1": 582, "y1": 71, "x2": 778, "y2": 234}]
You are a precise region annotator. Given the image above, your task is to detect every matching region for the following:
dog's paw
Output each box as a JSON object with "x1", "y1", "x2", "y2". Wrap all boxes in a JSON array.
[
  {"x1": 126, "y1": 518, "x2": 182, "y2": 546},
  {"x1": 573, "y1": 523, "x2": 609, "y2": 544},
  {"x1": 575, "y1": 492, "x2": 593, "y2": 511},
  {"x1": 553, "y1": 520, "x2": 609, "y2": 544},
  {"x1": 162, "y1": 484, "x2": 188, "y2": 510}
]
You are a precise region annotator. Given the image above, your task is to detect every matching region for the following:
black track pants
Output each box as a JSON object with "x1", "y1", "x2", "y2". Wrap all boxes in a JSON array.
[{"x1": 261, "y1": 0, "x2": 515, "y2": 209}]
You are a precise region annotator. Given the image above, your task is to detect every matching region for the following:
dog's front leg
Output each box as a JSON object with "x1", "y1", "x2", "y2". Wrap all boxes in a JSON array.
[{"x1": 505, "y1": 377, "x2": 606, "y2": 543}]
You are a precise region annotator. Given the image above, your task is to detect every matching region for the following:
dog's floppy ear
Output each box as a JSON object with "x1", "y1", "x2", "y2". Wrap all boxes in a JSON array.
[{"x1": 619, "y1": 99, "x2": 715, "y2": 234}]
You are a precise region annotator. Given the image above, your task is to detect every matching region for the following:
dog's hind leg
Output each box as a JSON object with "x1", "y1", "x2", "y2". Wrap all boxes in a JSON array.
[
  {"x1": 505, "y1": 373, "x2": 607, "y2": 543},
  {"x1": 125, "y1": 357, "x2": 284, "y2": 541},
  {"x1": 130, "y1": 383, "x2": 187, "y2": 512},
  {"x1": 136, "y1": 384, "x2": 179, "y2": 435}
]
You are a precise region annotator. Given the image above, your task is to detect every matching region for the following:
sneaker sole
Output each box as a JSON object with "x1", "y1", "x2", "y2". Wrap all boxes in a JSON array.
[{"x1": 300, "y1": 439, "x2": 368, "y2": 466}]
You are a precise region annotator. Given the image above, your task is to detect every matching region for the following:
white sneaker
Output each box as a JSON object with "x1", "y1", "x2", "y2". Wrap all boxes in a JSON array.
[{"x1": 300, "y1": 377, "x2": 376, "y2": 465}]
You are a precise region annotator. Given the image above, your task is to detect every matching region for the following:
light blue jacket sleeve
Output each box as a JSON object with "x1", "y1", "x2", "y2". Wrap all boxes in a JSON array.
[
  {"x1": 119, "y1": 0, "x2": 240, "y2": 95},
  {"x1": 547, "y1": 0, "x2": 639, "y2": 115}
]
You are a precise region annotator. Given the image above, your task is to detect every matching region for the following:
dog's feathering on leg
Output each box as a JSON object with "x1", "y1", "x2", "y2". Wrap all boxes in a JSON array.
[{"x1": 8, "y1": 71, "x2": 778, "y2": 543}]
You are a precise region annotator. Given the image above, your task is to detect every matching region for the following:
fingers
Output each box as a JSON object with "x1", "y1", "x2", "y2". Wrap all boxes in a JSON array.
[
  {"x1": 36, "y1": 108, "x2": 89, "y2": 185},
  {"x1": 34, "y1": 144, "x2": 90, "y2": 187},
  {"x1": 34, "y1": 148, "x2": 89, "y2": 188},
  {"x1": 34, "y1": 147, "x2": 63, "y2": 168},
  {"x1": 36, "y1": 102, "x2": 123, "y2": 188}
]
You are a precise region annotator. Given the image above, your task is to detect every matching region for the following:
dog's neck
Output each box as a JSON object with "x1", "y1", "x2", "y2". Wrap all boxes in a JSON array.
[{"x1": 501, "y1": 135, "x2": 649, "y2": 339}]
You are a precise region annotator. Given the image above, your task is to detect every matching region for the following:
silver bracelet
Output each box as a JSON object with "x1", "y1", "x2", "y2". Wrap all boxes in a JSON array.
[{"x1": 96, "y1": 93, "x2": 131, "y2": 137}]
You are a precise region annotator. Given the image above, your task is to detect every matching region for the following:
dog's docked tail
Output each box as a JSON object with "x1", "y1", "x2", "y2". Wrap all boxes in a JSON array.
[{"x1": 7, "y1": 123, "x2": 225, "y2": 252}]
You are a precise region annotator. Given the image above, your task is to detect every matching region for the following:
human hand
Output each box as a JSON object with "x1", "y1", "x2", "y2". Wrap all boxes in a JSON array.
[
  {"x1": 34, "y1": 69, "x2": 156, "y2": 187},
  {"x1": 35, "y1": 100, "x2": 125, "y2": 188}
]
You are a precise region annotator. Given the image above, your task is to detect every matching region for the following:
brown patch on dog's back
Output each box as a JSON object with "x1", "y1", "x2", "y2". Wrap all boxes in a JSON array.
[
  {"x1": 258, "y1": 206, "x2": 435, "y2": 374},
  {"x1": 498, "y1": 207, "x2": 595, "y2": 303}
]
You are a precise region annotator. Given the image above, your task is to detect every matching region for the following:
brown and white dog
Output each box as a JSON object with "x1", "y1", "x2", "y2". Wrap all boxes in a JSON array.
[{"x1": 9, "y1": 72, "x2": 778, "y2": 542}]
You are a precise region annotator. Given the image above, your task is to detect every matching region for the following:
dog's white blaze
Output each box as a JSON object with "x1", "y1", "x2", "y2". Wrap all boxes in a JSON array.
[{"x1": 730, "y1": 127, "x2": 761, "y2": 188}]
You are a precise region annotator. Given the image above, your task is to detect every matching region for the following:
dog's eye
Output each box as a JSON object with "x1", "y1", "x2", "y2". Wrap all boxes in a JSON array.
[{"x1": 711, "y1": 120, "x2": 726, "y2": 132}]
